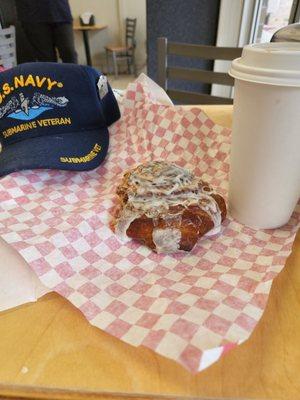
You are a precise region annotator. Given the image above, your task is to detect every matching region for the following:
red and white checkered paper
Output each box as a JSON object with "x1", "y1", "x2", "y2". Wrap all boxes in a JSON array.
[{"x1": 0, "y1": 79, "x2": 299, "y2": 373}]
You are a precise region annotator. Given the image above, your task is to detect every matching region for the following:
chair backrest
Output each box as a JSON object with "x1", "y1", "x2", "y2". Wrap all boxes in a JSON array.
[
  {"x1": 157, "y1": 37, "x2": 242, "y2": 105},
  {"x1": 125, "y1": 18, "x2": 137, "y2": 48},
  {"x1": 0, "y1": 25, "x2": 16, "y2": 68}
]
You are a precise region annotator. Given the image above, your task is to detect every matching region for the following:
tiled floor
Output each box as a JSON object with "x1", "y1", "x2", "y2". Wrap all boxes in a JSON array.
[{"x1": 107, "y1": 74, "x2": 136, "y2": 90}]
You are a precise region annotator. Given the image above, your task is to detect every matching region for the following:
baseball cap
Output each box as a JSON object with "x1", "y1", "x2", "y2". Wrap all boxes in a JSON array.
[{"x1": 0, "y1": 62, "x2": 120, "y2": 177}]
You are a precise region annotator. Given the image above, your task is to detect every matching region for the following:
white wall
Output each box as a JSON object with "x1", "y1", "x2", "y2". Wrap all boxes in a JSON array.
[
  {"x1": 69, "y1": 0, "x2": 146, "y2": 71},
  {"x1": 212, "y1": 0, "x2": 256, "y2": 97}
]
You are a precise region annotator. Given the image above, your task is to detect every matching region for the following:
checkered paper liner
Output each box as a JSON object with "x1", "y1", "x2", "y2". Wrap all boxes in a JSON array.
[{"x1": 0, "y1": 79, "x2": 299, "y2": 373}]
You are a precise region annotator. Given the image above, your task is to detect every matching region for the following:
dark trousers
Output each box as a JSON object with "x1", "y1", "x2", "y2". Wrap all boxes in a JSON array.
[{"x1": 22, "y1": 22, "x2": 78, "y2": 63}]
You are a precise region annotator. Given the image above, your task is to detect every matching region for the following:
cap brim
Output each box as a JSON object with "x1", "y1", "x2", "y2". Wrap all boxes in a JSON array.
[{"x1": 0, "y1": 129, "x2": 109, "y2": 177}]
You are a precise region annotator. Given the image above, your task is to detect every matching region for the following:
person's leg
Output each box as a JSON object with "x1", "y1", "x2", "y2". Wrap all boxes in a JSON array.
[
  {"x1": 21, "y1": 22, "x2": 57, "y2": 61},
  {"x1": 53, "y1": 23, "x2": 78, "y2": 63}
]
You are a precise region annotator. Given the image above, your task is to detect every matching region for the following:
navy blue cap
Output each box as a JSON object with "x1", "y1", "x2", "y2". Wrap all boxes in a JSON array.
[{"x1": 0, "y1": 62, "x2": 120, "y2": 177}]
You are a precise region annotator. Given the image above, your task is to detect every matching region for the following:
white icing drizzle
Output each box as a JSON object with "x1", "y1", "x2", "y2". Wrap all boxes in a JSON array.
[
  {"x1": 115, "y1": 161, "x2": 223, "y2": 248},
  {"x1": 152, "y1": 228, "x2": 182, "y2": 253},
  {"x1": 114, "y1": 207, "x2": 139, "y2": 242}
]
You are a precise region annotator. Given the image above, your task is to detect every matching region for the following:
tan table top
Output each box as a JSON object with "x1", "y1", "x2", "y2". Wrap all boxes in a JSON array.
[
  {"x1": 0, "y1": 105, "x2": 300, "y2": 400},
  {"x1": 73, "y1": 24, "x2": 108, "y2": 31}
]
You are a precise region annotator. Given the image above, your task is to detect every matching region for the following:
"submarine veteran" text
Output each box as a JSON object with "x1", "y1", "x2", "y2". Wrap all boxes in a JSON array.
[{"x1": 2, "y1": 117, "x2": 72, "y2": 138}]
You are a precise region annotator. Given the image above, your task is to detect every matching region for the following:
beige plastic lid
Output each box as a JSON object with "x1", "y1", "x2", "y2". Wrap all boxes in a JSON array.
[{"x1": 229, "y1": 42, "x2": 300, "y2": 87}]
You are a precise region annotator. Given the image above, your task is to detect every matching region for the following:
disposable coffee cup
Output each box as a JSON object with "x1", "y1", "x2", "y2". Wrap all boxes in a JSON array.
[{"x1": 229, "y1": 42, "x2": 300, "y2": 229}]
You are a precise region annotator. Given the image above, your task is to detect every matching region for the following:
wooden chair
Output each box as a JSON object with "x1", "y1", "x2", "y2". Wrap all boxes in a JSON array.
[
  {"x1": 157, "y1": 37, "x2": 242, "y2": 104},
  {"x1": 105, "y1": 18, "x2": 137, "y2": 78},
  {"x1": 0, "y1": 25, "x2": 16, "y2": 69}
]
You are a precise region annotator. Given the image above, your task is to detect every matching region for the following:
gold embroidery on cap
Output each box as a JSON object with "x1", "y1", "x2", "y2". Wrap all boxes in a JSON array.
[
  {"x1": 2, "y1": 117, "x2": 72, "y2": 138},
  {"x1": 60, "y1": 143, "x2": 102, "y2": 164}
]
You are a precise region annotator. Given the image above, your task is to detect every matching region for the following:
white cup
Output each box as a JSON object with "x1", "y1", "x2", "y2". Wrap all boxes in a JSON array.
[{"x1": 228, "y1": 42, "x2": 300, "y2": 229}]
